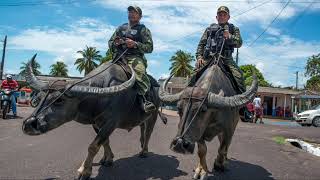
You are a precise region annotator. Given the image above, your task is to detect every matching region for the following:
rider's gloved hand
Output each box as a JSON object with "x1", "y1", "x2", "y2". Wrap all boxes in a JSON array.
[
  {"x1": 125, "y1": 38, "x2": 136, "y2": 48},
  {"x1": 196, "y1": 58, "x2": 205, "y2": 69}
]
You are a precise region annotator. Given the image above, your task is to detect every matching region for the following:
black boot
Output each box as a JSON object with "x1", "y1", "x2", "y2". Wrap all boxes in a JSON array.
[{"x1": 138, "y1": 95, "x2": 156, "y2": 113}]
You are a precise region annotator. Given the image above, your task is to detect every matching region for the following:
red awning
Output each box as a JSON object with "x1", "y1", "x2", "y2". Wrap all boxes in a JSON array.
[{"x1": 20, "y1": 87, "x2": 32, "y2": 93}]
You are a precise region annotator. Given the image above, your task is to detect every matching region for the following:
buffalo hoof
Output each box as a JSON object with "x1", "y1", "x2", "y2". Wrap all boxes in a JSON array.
[
  {"x1": 193, "y1": 172, "x2": 200, "y2": 179},
  {"x1": 100, "y1": 159, "x2": 113, "y2": 167},
  {"x1": 78, "y1": 174, "x2": 91, "y2": 180},
  {"x1": 138, "y1": 151, "x2": 149, "y2": 158},
  {"x1": 200, "y1": 173, "x2": 209, "y2": 180}
]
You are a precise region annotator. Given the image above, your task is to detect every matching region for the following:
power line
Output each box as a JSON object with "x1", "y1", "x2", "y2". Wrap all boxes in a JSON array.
[
  {"x1": 288, "y1": 0, "x2": 315, "y2": 28},
  {"x1": 234, "y1": 0, "x2": 273, "y2": 18},
  {"x1": 248, "y1": 0, "x2": 292, "y2": 47},
  {"x1": 240, "y1": 0, "x2": 314, "y2": 63},
  {"x1": 163, "y1": 0, "x2": 276, "y2": 43}
]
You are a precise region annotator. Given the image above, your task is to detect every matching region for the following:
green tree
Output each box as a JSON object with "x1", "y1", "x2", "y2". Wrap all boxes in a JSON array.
[
  {"x1": 305, "y1": 53, "x2": 320, "y2": 77},
  {"x1": 240, "y1": 64, "x2": 270, "y2": 87},
  {"x1": 19, "y1": 59, "x2": 41, "y2": 77},
  {"x1": 50, "y1": 61, "x2": 68, "y2": 77},
  {"x1": 75, "y1": 46, "x2": 102, "y2": 75},
  {"x1": 306, "y1": 75, "x2": 320, "y2": 92},
  {"x1": 99, "y1": 49, "x2": 113, "y2": 65},
  {"x1": 169, "y1": 50, "x2": 194, "y2": 77}
]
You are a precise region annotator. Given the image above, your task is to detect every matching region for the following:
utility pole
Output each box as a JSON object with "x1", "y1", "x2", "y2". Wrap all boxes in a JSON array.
[
  {"x1": 295, "y1": 71, "x2": 299, "y2": 90},
  {"x1": 1, "y1": 35, "x2": 7, "y2": 80},
  {"x1": 236, "y1": 48, "x2": 239, "y2": 65}
]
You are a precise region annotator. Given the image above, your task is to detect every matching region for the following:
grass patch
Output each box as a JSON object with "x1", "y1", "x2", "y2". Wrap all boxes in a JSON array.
[{"x1": 273, "y1": 136, "x2": 287, "y2": 145}]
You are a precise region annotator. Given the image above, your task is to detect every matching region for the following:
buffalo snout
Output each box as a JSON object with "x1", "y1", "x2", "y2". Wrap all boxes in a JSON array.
[
  {"x1": 170, "y1": 137, "x2": 195, "y2": 154},
  {"x1": 22, "y1": 117, "x2": 43, "y2": 136}
]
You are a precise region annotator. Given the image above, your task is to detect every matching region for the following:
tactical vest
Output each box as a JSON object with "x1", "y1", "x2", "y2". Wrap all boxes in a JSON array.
[
  {"x1": 204, "y1": 23, "x2": 235, "y2": 58},
  {"x1": 117, "y1": 23, "x2": 145, "y2": 56}
]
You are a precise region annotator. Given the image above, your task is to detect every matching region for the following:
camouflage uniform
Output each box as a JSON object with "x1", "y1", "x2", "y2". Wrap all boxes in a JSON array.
[
  {"x1": 195, "y1": 7, "x2": 245, "y2": 93},
  {"x1": 109, "y1": 6, "x2": 156, "y2": 113},
  {"x1": 108, "y1": 6, "x2": 155, "y2": 112}
]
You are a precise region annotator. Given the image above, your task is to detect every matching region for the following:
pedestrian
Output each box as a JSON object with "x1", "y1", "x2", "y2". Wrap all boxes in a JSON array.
[{"x1": 253, "y1": 95, "x2": 264, "y2": 124}]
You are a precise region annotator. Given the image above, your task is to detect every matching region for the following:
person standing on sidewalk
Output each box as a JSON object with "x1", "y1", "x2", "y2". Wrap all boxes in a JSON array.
[{"x1": 253, "y1": 95, "x2": 264, "y2": 124}]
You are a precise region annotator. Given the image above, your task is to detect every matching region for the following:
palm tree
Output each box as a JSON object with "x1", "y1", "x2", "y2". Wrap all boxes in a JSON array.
[
  {"x1": 99, "y1": 49, "x2": 114, "y2": 65},
  {"x1": 19, "y1": 59, "x2": 41, "y2": 77},
  {"x1": 50, "y1": 61, "x2": 68, "y2": 77},
  {"x1": 169, "y1": 50, "x2": 194, "y2": 77},
  {"x1": 75, "y1": 46, "x2": 102, "y2": 75}
]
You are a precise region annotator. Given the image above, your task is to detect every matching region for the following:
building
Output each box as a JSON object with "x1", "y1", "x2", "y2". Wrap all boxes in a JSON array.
[
  {"x1": 257, "y1": 87, "x2": 320, "y2": 118},
  {"x1": 158, "y1": 76, "x2": 189, "y2": 94}
]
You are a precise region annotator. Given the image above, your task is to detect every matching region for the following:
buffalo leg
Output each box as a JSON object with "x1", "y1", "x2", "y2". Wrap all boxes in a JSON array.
[
  {"x1": 194, "y1": 139, "x2": 209, "y2": 180},
  {"x1": 77, "y1": 135, "x2": 105, "y2": 180},
  {"x1": 78, "y1": 121, "x2": 115, "y2": 179},
  {"x1": 139, "y1": 113, "x2": 157, "y2": 158},
  {"x1": 99, "y1": 138, "x2": 114, "y2": 167},
  {"x1": 214, "y1": 133, "x2": 230, "y2": 171},
  {"x1": 214, "y1": 113, "x2": 239, "y2": 172},
  {"x1": 92, "y1": 125, "x2": 114, "y2": 166}
]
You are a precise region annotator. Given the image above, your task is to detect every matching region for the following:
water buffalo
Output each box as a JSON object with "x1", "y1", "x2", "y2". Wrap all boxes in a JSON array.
[
  {"x1": 22, "y1": 54, "x2": 162, "y2": 179},
  {"x1": 159, "y1": 64, "x2": 257, "y2": 179}
]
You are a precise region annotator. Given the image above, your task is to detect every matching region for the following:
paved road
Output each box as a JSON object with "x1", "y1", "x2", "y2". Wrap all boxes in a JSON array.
[{"x1": 0, "y1": 107, "x2": 320, "y2": 180}]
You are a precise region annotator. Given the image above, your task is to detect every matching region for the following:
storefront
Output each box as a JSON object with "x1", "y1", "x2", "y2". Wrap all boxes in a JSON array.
[{"x1": 258, "y1": 88, "x2": 320, "y2": 118}]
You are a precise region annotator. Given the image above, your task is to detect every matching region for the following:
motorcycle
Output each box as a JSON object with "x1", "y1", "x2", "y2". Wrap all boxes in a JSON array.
[
  {"x1": 240, "y1": 105, "x2": 255, "y2": 123},
  {"x1": 30, "y1": 91, "x2": 41, "y2": 108},
  {"x1": 1, "y1": 89, "x2": 16, "y2": 119},
  {"x1": 244, "y1": 108, "x2": 254, "y2": 122}
]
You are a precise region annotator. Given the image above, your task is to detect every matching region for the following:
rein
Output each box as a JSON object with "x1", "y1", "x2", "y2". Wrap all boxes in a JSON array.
[{"x1": 179, "y1": 38, "x2": 226, "y2": 138}]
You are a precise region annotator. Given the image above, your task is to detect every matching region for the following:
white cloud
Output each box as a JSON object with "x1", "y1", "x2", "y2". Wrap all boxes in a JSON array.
[
  {"x1": 148, "y1": 59, "x2": 161, "y2": 67},
  {"x1": 256, "y1": 62, "x2": 265, "y2": 73},
  {"x1": 8, "y1": 18, "x2": 115, "y2": 75},
  {"x1": 159, "y1": 73, "x2": 170, "y2": 79},
  {"x1": 240, "y1": 34, "x2": 320, "y2": 88},
  {"x1": 266, "y1": 27, "x2": 281, "y2": 36},
  {"x1": 7, "y1": 0, "x2": 320, "y2": 86},
  {"x1": 97, "y1": 0, "x2": 307, "y2": 38}
]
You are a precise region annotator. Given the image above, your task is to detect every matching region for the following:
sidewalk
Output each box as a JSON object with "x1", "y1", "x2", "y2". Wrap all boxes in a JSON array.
[
  {"x1": 262, "y1": 118, "x2": 301, "y2": 126},
  {"x1": 161, "y1": 109, "x2": 301, "y2": 127}
]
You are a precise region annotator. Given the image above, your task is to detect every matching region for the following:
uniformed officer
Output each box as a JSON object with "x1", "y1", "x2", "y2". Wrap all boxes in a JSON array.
[
  {"x1": 108, "y1": 6, "x2": 155, "y2": 112},
  {"x1": 195, "y1": 6, "x2": 245, "y2": 93}
]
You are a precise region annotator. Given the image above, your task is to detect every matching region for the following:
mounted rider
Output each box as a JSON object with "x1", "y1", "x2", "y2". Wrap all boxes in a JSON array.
[
  {"x1": 193, "y1": 6, "x2": 245, "y2": 94},
  {"x1": 1, "y1": 74, "x2": 19, "y2": 117},
  {"x1": 108, "y1": 6, "x2": 156, "y2": 113}
]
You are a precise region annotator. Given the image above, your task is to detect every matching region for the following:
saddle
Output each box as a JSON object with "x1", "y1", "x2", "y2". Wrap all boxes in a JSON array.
[
  {"x1": 116, "y1": 61, "x2": 159, "y2": 103},
  {"x1": 189, "y1": 59, "x2": 240, "y2": 93},
  {"x1": 116, "y1": 61, "x2": 160, "y2": 87}
]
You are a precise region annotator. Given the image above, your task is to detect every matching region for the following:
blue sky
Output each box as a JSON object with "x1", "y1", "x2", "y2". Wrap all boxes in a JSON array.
[{"x1": 1, "y1": 0, "x2": 320, "y2": 88}]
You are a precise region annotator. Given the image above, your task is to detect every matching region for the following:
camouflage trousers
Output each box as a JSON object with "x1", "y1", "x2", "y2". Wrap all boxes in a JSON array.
[
  {"x1": 223, "y1": 57, "x2": 246, "y2": 93},
  {"x1": 191, "y1": 56, "x2": 246, "y2": 93},
  {"x1": 126, "y1": 55, "x2": 150, "y2": 96}
]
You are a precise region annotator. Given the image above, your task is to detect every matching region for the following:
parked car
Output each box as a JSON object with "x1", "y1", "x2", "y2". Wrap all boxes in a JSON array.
[{"x1": 295, "y1": 104, "x2": 320, "y2": 127}]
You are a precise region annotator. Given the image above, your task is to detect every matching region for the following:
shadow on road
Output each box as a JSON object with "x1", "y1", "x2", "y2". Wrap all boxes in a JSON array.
[
  {"x1": 209, "y1": 159, "x2": 274, "y2": 180},
  {"x1": 94, "y1": 153, "x2": 187, "y2": 180}
]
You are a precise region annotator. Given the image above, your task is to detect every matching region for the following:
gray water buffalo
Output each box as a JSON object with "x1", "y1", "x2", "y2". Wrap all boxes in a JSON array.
[
  {"x1": 159, "y1": 64, "x2": 257, "y2": 180},
  {"x1": 22, "y1": 54, "x2": 161, "y2": 180}
]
